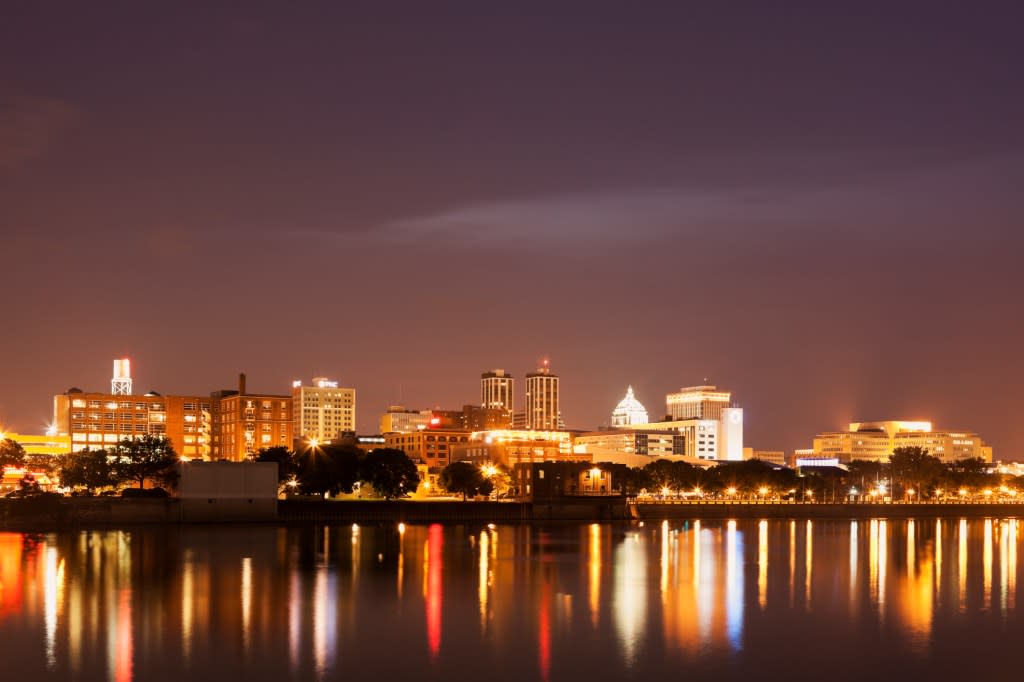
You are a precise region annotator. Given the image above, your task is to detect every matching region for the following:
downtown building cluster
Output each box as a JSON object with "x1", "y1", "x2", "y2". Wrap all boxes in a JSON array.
[
  {"x1": 2, "y1": 357, "x2": 998, "y2": 476},
  {"x1": 45, "y1": 360, "x2": 354, "y2": 460}
]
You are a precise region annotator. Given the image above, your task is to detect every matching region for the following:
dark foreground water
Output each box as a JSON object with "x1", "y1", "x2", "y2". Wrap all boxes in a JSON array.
[{"x1": 0, "y1": 518, "x2": 1021, "y2": 681}]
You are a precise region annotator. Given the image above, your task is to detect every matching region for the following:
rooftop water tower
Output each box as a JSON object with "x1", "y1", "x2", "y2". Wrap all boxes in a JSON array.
[{"x1": 112, "y1": 358, "x2": 133, "y2": 395}]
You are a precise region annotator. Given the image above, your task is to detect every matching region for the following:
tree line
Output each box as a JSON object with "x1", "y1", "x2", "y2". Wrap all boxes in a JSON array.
[
  {"x1": 602, "y1": 446, "x2": 1015, "y2": 501},
  {"x1": 256, "y1": 444, "x2": 420, "y2": 499}
]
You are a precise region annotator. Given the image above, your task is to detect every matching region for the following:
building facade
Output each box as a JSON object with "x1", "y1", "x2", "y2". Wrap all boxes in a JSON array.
[
  {"x1": 291, "y1": 377, "x2": 355, "y2": 443},
  {"x1": 619, "y1": 418, "x2": 722, "y2": 461},
  {"x1": 54, "y1": 389, "x2": 211, "y2": 458},
  {"x1": 524, "y1": 362, "x2": 560, "y2": 430},
  {"x1": 210, "y1": 374, "x2": 292, "y2": 461},
  {"x1": 379, "y1": 406, "x2": 431, "y2": 433},
  {"x1": 481, "y1": 369, "x2": 514, "y2": 419},
  {"x1": 810, "y1": 420, "x2": 994, "y2": 463},
  {"x1": 573, "y1": 429, "x2": 706, "y2": 468},
  {"x1": 450, "y1": 429, "x2": 585, "y2": 469},
  {"x1": 513, "y1": 462, "x2": 614, "y2": 500},
  {"x1": 384, "y1": 429, "x2": 470, "y2": 470},
  {"x1": 0, "y1": 432, "x2": 72, "y2": 457},
  {"x1": 665, "y1": 384, "x2": 732, "y2": 421}
]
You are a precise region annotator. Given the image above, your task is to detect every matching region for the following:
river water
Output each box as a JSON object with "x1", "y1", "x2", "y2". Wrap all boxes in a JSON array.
[{"x1": 0, "y1": 518, "x2": 1020, "y2": 681}]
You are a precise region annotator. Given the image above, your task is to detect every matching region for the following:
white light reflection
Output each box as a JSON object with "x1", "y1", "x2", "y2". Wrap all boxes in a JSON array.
[
  {"x1": 879, "y1": 520, "x2": 887, "y2": 613},
  {"x1": 984, "y1": 519, "x2": 993, "y2": 610},
  {"x1": 613, "y1": 532, "x2": 647, "y2": 664},
  {"x1": 1000, "y1": 520, "x2": 1009, "y2": 614},
  {"x1": 44, "y1": 544, "x2": 63, "y2": 670},
  {"x1": 589, "y1": 524, "x2": 601, "y2": 628},
  {"x1": 805, "y1": 520, "x2": 812, "y2": 610},
  {"x1": 959, "y1": 519, "x2": 968, "y2": 611},
  {"x1": 788, "y1": 521, "x2": 796, "y2": 608},
  {"x1": 726, "y1": 520, "x2": 744, "y2": 651},
  {"x1": 660, "y1": 520, "x2": 669, "y2": 597},
  {"x1": 758, "y1": 520, "x2": 768, "y2": 610},
  {"x1": 1010, "y1": 520, "x2": 1018, "y2": 610},
  {"x1": 850, "y1": 521, "x2": 858, "y2": 613}
]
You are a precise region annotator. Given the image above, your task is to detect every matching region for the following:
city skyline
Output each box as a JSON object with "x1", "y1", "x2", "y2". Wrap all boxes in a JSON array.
[
  {"x1": 0, "y1": 354, "x2": 1006, "y2": 459},
  {"x1": 1, "y1": 2, "x2": 1022, "y2": 458}
]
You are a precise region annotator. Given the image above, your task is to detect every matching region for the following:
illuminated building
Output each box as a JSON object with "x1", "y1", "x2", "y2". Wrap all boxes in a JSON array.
[
  {"x1": 379, "y1": 406, "x2": 430, "y2": 433},
  {"x1": 210, "y1": 373, "x2": 292, "y2": 461},
  {"x1": 513, "y1": 462, "x2": 614, "y2": 500},
  {"x1": 450, "y1": 429, "x2": 586, "y2": 468},
  {"x1": 379, "y1": 405, "x2": 509, "y2": 434},
  {"x1": 54, "y1": 389, "x2": 211, "y2": 458},
  {"x1": 810, "y1": 421, "x2": 993, "y2": 463},
  {"x1": 573, "y1": 430, "x2": 705, "y2": 468},
  {"x1": 462, "y1": 405, "x2": 512, "y2": 431},
  {"x1": 291, "y1": 377, "x2": 355, "y2": 443},
  {"x1": 481, "y1": 369, "x2": 514, "y2": 420},
  {"x1": 666, "y1": 384, "x2": 732, "y2": 421},
  {"x1": 616, "y1": 382, "x2": 743, "y2": 461},
  {"x1": 610, "y1": 386, "x2": 649, "y2": 427},
  {"x1": 384, "y1": 429, "x2": 470, "y2": 469},
  {"x1": 742, "y1": 448, "x2": 787, "y2": 466},
  {"x1": 617, "y1": 419, "x2": 721, "y2": 461},
  {"x1": 110, "y1": 358, "x2": 132, "y2": 395},
  {"x1": 0, "y1": 432, "x2": 71, "y2": 457},
  {"x1": 524, "y1": 361, "x2": 561, "y2": 430}
]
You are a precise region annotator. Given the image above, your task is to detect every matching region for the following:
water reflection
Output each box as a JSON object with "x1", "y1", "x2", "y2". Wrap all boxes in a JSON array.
[
  {"x1": 613, "y1": 530, "x2": 646, "y2": 664},
  {"x1": 0, "y1": 520, "x2": 1022, "y2": 681}
]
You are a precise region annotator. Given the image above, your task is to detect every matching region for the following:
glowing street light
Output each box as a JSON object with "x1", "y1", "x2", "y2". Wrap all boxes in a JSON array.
[
  {"x1": 758, "y1": 486, "x2": 769, "y2": 496},
  {"x1": 726, "y1": 487, "x2": 737, "y2": 496}
]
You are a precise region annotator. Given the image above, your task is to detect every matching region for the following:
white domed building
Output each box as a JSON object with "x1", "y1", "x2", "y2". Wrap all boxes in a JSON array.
[{"x1": 611, "y1": 386, "x2": 649, "y2": 427}]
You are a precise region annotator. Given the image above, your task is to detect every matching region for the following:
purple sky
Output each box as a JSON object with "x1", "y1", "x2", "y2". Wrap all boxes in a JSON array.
[{"x1": 1, "y1": 1, "x2": 1022, "y2": 457}]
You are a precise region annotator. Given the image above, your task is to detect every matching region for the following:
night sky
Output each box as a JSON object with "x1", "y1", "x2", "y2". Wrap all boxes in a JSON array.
[{"x1": 2, "y1": 2, "x2": 1022, "y2": 457}]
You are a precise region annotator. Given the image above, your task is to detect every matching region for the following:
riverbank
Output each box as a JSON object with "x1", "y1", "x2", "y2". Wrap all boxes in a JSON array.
[{"x1": 3, "y1": 497, "x2": 1024, "y2": 531}]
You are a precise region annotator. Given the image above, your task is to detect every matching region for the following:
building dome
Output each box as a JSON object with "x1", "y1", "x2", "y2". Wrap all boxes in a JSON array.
[{"x1": 611, "y1": 386, "x2": 649, "y2": 427}]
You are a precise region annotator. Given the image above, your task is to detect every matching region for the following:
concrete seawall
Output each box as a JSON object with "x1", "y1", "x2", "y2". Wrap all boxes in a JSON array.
[
  {"x1": 635, "y1": 502, "x2": 1024, "y2": 520},
  {"x1": 4, "y1": 498, "x2": 1024, "y2": 531}
]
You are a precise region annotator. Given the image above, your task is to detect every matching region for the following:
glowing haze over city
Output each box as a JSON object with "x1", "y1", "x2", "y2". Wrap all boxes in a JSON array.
[{"x1": 1, "y1": 1, "x2": 1022, "y2": 458}]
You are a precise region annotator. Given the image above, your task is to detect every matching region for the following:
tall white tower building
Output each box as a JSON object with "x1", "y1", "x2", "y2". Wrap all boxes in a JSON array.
[
  {"x1": 665, "y1": 384, "x2": 731, "y2": 421},
  {"x1": 481, "y1": 369, "x2": 514, "y2": 416},
  {"x1": 524, "y1": 361, "x2": 560, "y2": 430},
  {"x1": 291, "y1": 377, "x2": 356, "y2": 443}
]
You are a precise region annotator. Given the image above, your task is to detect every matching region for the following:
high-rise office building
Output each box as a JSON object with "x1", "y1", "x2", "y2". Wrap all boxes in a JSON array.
[
  {"x1": 292, "y1": 377, "x2": 356, "y2": 443},
  {"x1": 481, "y1": 369, "x2": 514, "y2": 417},
  {"x1": 665, "y1": 384, "x2": 732, "y2": 421},
  {"x1": 524, "y1": 361, "x2": 560, "y2": 430}
]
